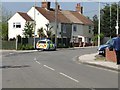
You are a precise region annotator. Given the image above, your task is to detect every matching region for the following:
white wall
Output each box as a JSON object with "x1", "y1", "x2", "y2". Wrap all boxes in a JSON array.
[
  {"x1": 8, "y1": 13, "x2": 26, "y2": 40},
  {"x1": 27, "y1": 7, "x2": 49, "y2": 36}
]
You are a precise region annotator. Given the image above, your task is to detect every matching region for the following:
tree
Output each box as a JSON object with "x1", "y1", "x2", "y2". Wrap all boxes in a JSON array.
[
  {"x1": 93, "y1": 3, "x2": 120, "y2": 37},
  {"x1": 100, "y1": 3, "x2": 120, "y2": 37},
  {"x1": 37, "y1": 27, "x2": 46, "y2": 38},
  {"x1": 0, "y1": 6, "x2": 13, "y2": 40},
  {"x1": 1, "y1": 22, "x2": 8, "y2": 40},
  {"x1": 93, "y1": 15, "x2": 98, "y2": 35},
  {"x1": 45, "y1": 23, "x2": 53, "y2": 38},
  {"x1": 23, "y1": 22, "x2": 33, "y2": 38}
]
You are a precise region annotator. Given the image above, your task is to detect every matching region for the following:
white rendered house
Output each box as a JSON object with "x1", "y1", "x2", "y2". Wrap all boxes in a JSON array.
[
  {"x1": 8, "y1": 1, "x2": 94, "y2": 44},
  {"x1": 8, "y1": 12, "x2": 34, "y2": 40}
]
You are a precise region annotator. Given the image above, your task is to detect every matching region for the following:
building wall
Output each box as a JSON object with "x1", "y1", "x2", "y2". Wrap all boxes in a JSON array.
[
  {"x1": 8, "y1": 13, "x2": 26, "y2": 40},
  {"x1": 49, "y1": 22, "x2": 61, "y2": 38},
  {"x1": 61, "y1": 23, "x2": 72, "y2": 38},
  {"x1": 27, "y1": 7, "x2": 49, "y2": 36},
  {"x1": 83, "y1": 25, "x2": 94, "y2": 42},
  {"x1": 72, "y1": 24, "x2": 83, "y2": 37}
]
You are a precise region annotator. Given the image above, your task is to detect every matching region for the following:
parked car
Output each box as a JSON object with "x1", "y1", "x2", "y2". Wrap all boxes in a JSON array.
[
  {"x1": 98, "y1": 37, "x2": 117, "y2": 56},
  {"x1": 36, "y1": 39, "x2": 56, "y2": 51}
]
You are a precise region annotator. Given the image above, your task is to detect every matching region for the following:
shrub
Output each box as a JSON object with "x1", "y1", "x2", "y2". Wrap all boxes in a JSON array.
[{"x1": 18, "y1": 44, "x2": 34, "y2": 50}]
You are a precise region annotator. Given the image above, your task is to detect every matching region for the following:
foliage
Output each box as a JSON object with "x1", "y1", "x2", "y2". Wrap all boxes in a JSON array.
[
  {"x1": 0, "y1": 22, "x2": 8, "y2": 40},
  {"x1": 37, "y1": 23, "x2": 53, "y2": 39},
  {"x1": 93, "y1": 3, "x2": 120, "y2": 37},
  {"x1": 37, "y1": 27, "x2": 46, "y2": 38},
  {"x1": 92, "y1": 33, "x2": 104, "y2": 44},
  {"x1": 18, "y1": 44, "x2": 34, "y2": 50},
  {"x1": 23, "y1": 22, "x2": 33, "y2": 38},
  {"x1": 92, "y1": 15, "x2": 98, "y2": 35}
]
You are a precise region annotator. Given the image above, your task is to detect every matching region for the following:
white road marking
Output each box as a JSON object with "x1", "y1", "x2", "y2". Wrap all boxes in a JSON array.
[
  {"x1": 59, "y1": 72, "x2": 79, "y2": 83},
  {"x1": 34, "y1": 58, "x2": 37, "y2": 61},
  {"x1": 43, "y1": 65, "x2": 55, "y2": 71},
  {"x1": 9, "y1": 53, "x2": 13, "y2": 55},
  {"x1": 35, "y1": 61, "x2": 41, "y2": 65}
]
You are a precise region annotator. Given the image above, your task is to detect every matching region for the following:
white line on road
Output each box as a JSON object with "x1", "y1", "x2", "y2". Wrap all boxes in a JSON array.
[
  {"x1": 59, "y1": 72, "x2": 79, "y2": 83},
  {"x1": 35, "y1": 61, "x2": 41, "y2": 65},
  {"x1": 43, "y1": 65, "x2": 55, "y2": 71}
]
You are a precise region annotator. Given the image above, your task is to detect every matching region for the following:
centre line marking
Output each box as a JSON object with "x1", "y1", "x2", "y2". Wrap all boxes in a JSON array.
[
  {"x1": 59, "y1": 72, "x2": 79, "y2": 83},
  {"x1": 36, "y1": 61, "x2": 41, "y2": 65},
  {"x1": 43, "y1": 65, "x2": 55, "y2": 71}
]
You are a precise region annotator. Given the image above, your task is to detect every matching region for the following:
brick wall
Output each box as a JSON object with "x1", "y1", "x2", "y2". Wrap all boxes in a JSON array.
[{"x1": 106, "y1": 48, "x2": 117, "y2": 62}]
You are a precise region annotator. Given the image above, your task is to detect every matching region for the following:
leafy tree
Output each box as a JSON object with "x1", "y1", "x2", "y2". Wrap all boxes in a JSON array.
[
  {"x1": 1, "y1": 22, "x2": 8, "y2": 40},
  {"x1": 100, "y1": 3, "x2": 120, "y2": 37},
  {"x1": 93, "y1": 3, "x2": 120, "y2": 37},
  {"x1": 92, "y1": 15, "x2": 98, "y2": 35},
  {"x1": 37, "y1": 27, "x2": 46, "y2": 38},
  {"x1": 45, "y1": 23, "x2": 53, "y2": 38},
  {"x1": 23, "y1": 22, "x2": 33, "y2": 38},
  {"x1": 0, "y1": 6, "x2": 13, "y2": 40}
]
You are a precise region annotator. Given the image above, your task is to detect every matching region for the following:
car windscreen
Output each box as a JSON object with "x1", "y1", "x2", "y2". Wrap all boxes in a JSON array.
[
  {"x1": 106, "y1": 39, "x2": 114, "y2": 45},
  {"x1": 38, "y1": 41, "x2": 46, "y2": 44}
]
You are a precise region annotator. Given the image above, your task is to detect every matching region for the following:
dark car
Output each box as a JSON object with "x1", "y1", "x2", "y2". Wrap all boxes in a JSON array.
[{"x1": 98, "y1": 37, "x2": 117, "y2": 56}]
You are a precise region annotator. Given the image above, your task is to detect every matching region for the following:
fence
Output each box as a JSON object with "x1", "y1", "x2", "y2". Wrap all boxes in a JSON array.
[{"x1": 1, "y1": 40, "x2": 16, "y2": 50}]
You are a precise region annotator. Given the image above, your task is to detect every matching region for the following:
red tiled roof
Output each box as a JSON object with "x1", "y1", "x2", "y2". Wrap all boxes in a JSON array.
[
  {"x1": 70, "y1": 11, "x2": 94, "y2": 25},
  {"x1": 35, "y1": 7, "x2": 93, "y2": 25},
  {"x1": 17, "y1": 12, "x2": 34, "y2": 21},
  {"x1": 35, "y1": 7, "x2": 71, "y2": 23}
]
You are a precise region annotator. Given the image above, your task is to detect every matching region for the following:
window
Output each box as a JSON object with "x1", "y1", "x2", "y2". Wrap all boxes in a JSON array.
[
  {"x1": 89, "y1": 26, "x2": 91, "y2": 33},
  {"x1": 73, "y1": 25, "x2": 77, "y2": 32},
  {"x1": 13, "y1": 23, "x2": 15, "y2": 28},
  {"x1": 13, "y1": 22, "x2": 21, "y2": 28},
  {"x1": 63, "y1": 25, "x2": 66, "y2": 33}
]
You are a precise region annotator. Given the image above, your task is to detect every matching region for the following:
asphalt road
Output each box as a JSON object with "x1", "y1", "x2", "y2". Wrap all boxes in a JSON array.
[{"x1": 1, "y1": 47, "x2": 118, "y2": 88}]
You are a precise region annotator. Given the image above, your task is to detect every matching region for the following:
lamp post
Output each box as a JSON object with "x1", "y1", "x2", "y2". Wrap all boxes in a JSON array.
[{"x1": 115, "y1": 2, "x2": 119, "y2": 35}]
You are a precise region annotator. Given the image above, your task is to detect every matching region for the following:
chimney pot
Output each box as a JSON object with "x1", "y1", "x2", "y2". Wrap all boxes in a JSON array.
[
  {"x1": 42, "y1": 1, "x2": 51, "y2": 9},
  {"x1": 76, "y1": 3, "x2": 83, "y2": 14}
]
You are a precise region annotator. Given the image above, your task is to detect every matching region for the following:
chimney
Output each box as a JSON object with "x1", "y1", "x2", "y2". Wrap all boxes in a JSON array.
[
  {"x1": 76, "y1": 3, "x2": 83, "y2": 14},
  {"x1": 57, "y1": 4, "x2": 61, "y2": 10},
  {"x1": 41, "y1": 1, "x2": 51, "y2": 10}
]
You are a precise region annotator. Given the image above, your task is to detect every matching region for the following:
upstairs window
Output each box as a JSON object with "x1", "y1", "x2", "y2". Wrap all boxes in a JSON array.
[
  {"x1": 13, "y1": 22, "x2": 21, "y2": 28},
  {"x1": 63, "y1": 25, "x2": 66, "y2": 33},
  {"x1": 73, "y1": 25, "x2": 77, "y2": 32},
  {"x1": 89, "y1": 26, "x2": 91, "y2": 33}
]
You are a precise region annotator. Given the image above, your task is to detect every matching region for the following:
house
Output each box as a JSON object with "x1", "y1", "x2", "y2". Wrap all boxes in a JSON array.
[
  {"x1": 8, "y1": 1, "x2": 94, "y2": 46},
  {"x1": 8, "y1": 12, "x2": 34, "y2": 39}
]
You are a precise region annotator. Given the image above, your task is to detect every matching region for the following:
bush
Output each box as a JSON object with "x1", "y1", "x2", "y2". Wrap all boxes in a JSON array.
[{"x1": 18, "y1": 44, "x2": 34, "y2": 50}]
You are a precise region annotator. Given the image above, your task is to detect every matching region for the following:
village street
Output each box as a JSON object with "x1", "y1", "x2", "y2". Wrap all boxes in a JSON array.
[{"x1": 1, "y1": 47, "x2": 118, "y2": 88}]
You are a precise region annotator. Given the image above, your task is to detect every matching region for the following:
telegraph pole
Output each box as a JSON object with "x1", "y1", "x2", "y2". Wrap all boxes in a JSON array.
[
  {"x1": 110, "y1": 3, "x2": 112, "y2": 38},
  {"x1": 55, "y1": 0, "x2": 58, "y2": 48},
  {"x1": 33, "y1": 0, "x2": 36, "y2": 49},
  {"x1": 98, "y1": 1, "x2": 101, "y2": 47}
]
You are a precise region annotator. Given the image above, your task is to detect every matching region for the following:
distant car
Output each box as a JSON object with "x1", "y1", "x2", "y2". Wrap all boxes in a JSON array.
[
  {"x1": 36, "y1": 39, "x2": 56, "y2": 51},
  {"x1": 98, "y1": 37, "x2": 117, "y2": 56}
]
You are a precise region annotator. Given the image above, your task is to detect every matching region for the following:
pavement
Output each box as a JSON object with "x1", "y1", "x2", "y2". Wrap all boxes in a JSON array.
[{"x1": 79, "y1": 53, "x2": 120, "y2": 72}]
